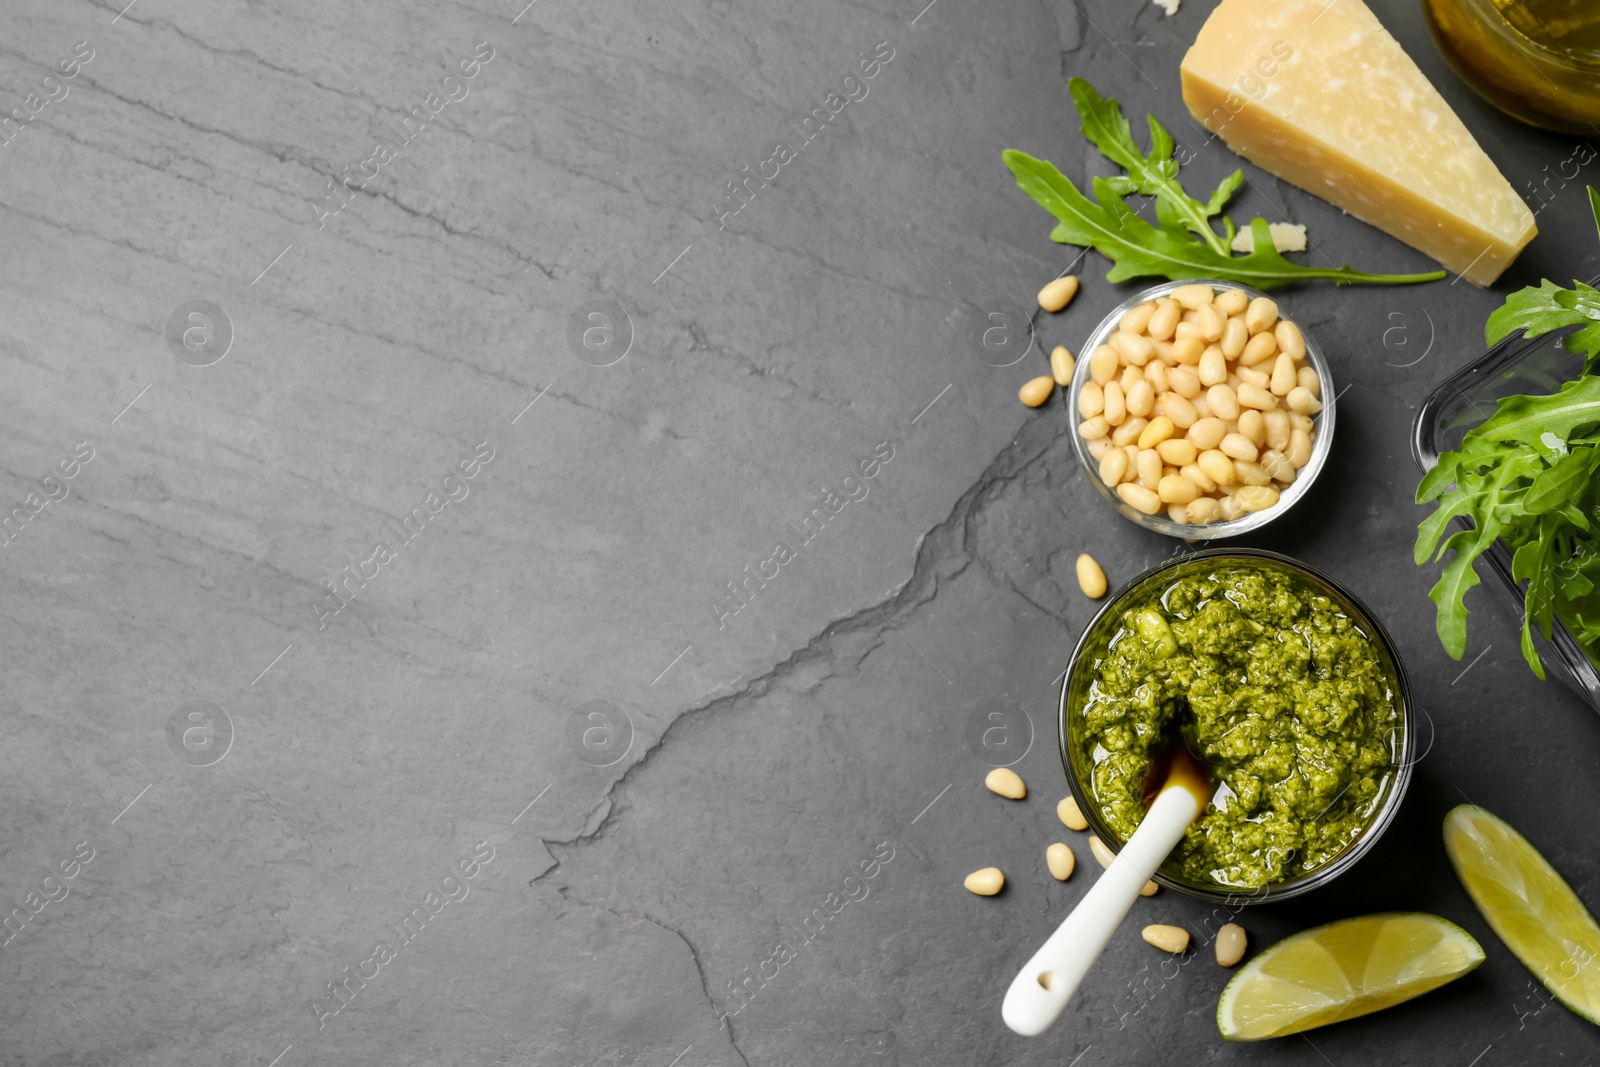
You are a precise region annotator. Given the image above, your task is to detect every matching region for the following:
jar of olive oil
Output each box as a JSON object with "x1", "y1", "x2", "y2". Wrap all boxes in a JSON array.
[{"x1": 1422, "y1": 0, "x2": 1600, "y2": 134}]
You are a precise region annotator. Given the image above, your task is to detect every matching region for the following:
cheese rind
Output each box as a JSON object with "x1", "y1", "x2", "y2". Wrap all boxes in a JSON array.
[{"x1": 1180, "y1": 0, "x2": 1535, "y2": 286}]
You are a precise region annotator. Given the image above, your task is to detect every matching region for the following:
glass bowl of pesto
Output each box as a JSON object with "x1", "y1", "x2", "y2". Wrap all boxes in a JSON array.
[
  {"x1": 1058, "y1": 548, "x2": 1413, "y2": 903},
  {"x1": 1067, "y1": 280, "x2": 1336, "y2": 540}
]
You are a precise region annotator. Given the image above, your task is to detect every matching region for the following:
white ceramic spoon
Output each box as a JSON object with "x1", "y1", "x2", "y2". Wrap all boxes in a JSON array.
[{"x1": 1001, "y1": 757, "x2": 1211, "y2": 1036}]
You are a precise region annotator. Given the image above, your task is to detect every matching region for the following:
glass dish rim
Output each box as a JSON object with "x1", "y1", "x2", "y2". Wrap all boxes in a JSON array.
[
  {"x1": 1055, "y1": 546, "x2": 1416, "y2": 905},
  {"x1": 1067, "y1": 280, "x2": 1336, "y2": 540}
]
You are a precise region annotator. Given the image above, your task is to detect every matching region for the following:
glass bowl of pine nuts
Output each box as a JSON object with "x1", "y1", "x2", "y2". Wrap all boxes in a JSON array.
[{"x1": 1067, "y1": 280, "x2": 1334, "y2": 538}]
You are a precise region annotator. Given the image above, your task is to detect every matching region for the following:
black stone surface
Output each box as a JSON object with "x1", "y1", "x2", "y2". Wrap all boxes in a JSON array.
[{"x1": 4, "y1": 0, "x2": 1600, "y2": 1063}]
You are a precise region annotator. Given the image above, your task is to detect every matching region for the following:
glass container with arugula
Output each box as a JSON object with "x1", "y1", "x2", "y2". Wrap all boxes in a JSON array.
[{"x1": 1413, "y1": 189, "x2": 1600, "y2": 708}]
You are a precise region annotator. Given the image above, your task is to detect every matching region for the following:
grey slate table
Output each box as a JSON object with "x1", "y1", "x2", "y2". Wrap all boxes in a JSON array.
[{"x1": 4, "y1": 0, "x2": 1600, "y2": 1064}]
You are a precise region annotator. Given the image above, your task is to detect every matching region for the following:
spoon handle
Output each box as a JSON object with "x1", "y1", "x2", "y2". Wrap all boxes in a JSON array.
[{"x1": 1001, "y1": 785, "x2": 1202, "y2": 1036}]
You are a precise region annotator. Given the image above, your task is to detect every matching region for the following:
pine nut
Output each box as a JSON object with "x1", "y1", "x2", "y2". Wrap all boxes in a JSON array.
[
  {"x1": 1298, "y1": 365, "x2": 1321, "y2": 396},
  {"x1": 1088, "y1": 835, "x2": 1116, "y2": 869},
  {"x1": 1051, "y1": 345, "x2": 1076, "y2": 386},
  {"x1": 1142, "y1": 924, "x2": 1190, "y2": 953},
  {"x1": 1198, "y1": 449, "x2": 1237, "y2": 486},
  {"x1": 1286, "y1": 386, "x2": 1323, "y2": 415},
  {"x1": 1219, "y1": 433, "x2": 1258, "y2": 462},
  {"x1": 1168, "y1": 336, "x2": 1203, "y2": 368},
  {"x1": 1111, "y1": 329, "x2": 1154, "y2": 366},
  {"x1": 1079, "y1": 381, "x2": 1104, "y2": 418},
  {"x1": 1236, "y1": 484, "x2": 1280, "y2": 512},
  {"x1": 1198, "y1": 346, "x2": 1228, "y2": 386},
  {"x1": 1058, "y1": 795, "x2": 1090, "y2": 830},
  {"x1": 1214, "y1": 288, "x2": 1249, "y2": 316},
  {"x1": 1143, "y1": 360, "x2": 1169, "y2": 394},
  {"x1": 1086, "y1": 437, "x2": 1110, "y2": 461},
  {"x1": 964, "y1": 867, "x2": 1005, "y2": 896},
  {"x1": 1235, "y1": 364, "x2": 1269, "y2": 390},
  {"x1": 1174, "y1": 321, "x2": 1207, "y2": 344},
  {"x1": 1147, "y1": 298, "x2": 1181, "y2": 341},
  {"x1": 1156, "y1": 438, "x2": 1197, "y2": 466},
  {"x1": 984, "y1": 767, "x2": 1026, "y2": 799},
  {"x1": 1090, "y1": 345, "x2": 1120, "y2": 384},
  {"x1": 1020, "y1": 376, "x2": 1055, "y2": 408},
  {"x1": 1125, "y1": 379, "x2": 1155, "y2": 419},
  {"x1": 1137, "y1": 416, "x2": 1176, "y2": 449},
  {"x1": 1234, "y1": 459, "x2": 1272, "y2": 486},
  {"x1": 1264, "y1": 410, "x2": 1291, "y2": 452},
  {"x1": 1046, "y1": 843, "x2": 1077, "y2": 881},
  {"x1": 1038, "y1": 275, "x2": 1079, "y2": 312},
  {"x1": 1170, "y1": 283, "x2": 1215, "y2": 309},
  {"x1": 1270, "y1": 353, "x2": 1296, "y2": 396},
  {"x1": 1290, "y1": 412, "x2": 1314, "y2": 436},
  {"x1": 1245, "y1": 296, "x2": 1279, "y2": 335},
  {"x1": 1188, "y1": 417, "x2": 1226, "y2": 451},
  {"x1": 1076, "y1": 553, "x2": 1107, "y2": 598},
  {"x1": 1220, "y1": 316, "x2": 1248, "y2": 359},
  {"x1": 1196, "y1": 303, "x2": 1225, "y2": 342},
  {"x1": 1191, "y1": 392, "x2": 1211, "y2": 419},
  {"x1": 1274, "y1": 319, "x2": 1306, "y2": 360},
  {"x1": 1103, "y1": 381, "x2": 1126, "y2": 424},
  {"x1": 1080, "y1": 416, "x2": 1109, "y2": 440},
  {"x1": 1260, "y1": 449, "x2": 1296, "y2": 483},
  {"x1": 1237, "y1": 409, "x2": 1266, "y2": 448},
  {"x1": 1158, "y1": 474, "x2": 1200, "y2": 505},
  {"x1": 1152, "y1": 338, "x2": 1177, "y2": 364},
  {"x1": 1167, "y1": 366, "x2": 1201, "y2": 398},
  {"x1": 1288, "y1": 428, "x2": 1313, "y2": 468},
  {"x1": 1099, "y1": 447, "x2": 1130, "y2": 487},
  {"x1": 1239, "y1": 330, "x2": 1279, "y2": 367},
  {"x1": 1219, "y1": 492, "x2": 1246, "y2": 520},
  {"x1": 1117, "y1": 482, "x2": 1162, "y2": 515},
  {"x1": 1182, "y1": 462, "x2": 1217, "y2": 493},
  {"x1": 1186, "y1": 496, "x2": 1221, "y2": 524},
  {"x1": 1215, "y1": 923, "x2": 1247, "y2": 967},
  {"x1": 1167, "y1": 503, "x2": 1188, "y2": 524},
  {"x1": 1237, "y1": 382, "x2": 1277, "y2": 411},
  {"x1": 1111, "y1": 417, "x2": 1148, "y2": 447},
  {"x1": 1120, "y1": 300, "x2": 1157, "y2": 333},
  {"x1": 1120, "y1": 364, "x2": 1142, "y2": 393},
  {"x1": 1140, "y1": 880, "x2": 1160, "y2": 897},
  {"x1": 1207, "y1": 384, "x2": 1240, "y2": 420},
  {"x1": 1135, "y1": 448, "x2": 1163, "y2": 487}
]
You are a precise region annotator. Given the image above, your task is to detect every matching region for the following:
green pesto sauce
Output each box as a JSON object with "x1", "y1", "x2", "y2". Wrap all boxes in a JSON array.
[{"x1": 1076, "y1": 563, "x2": 1400, "y2": 888}]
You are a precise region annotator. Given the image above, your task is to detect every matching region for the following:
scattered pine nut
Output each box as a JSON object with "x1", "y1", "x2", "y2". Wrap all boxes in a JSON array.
[
  {"x1": 1057, "y1": 796, "x2": 1089, "y2": 831},
  {"x1": 1051, "y1": 346, "x2": 1076, "y2": 387},
  {"x1": 1140, "y1": 879, "x2": 1160, "y2": 897},
  {"x1": 1020, "y1": 376, "x2": 1055, "y2": 408},
  {"x1": 1038, "y1": 275, "x2": 1079, "y2": 313},
  {"x1": 964, "y1": 867, "x2": 1005, "y2": 896},
  {"x1": 1088, "y1": 835, "x2": 1116, "y2": 869},
  {"x1": 1076, "y1": 553, "x2": 1108, "y2": 598},
  {"x1": 1142, "y1": 924, "x2": 1190, "y2": 953},
  {"x1": 1215, "y1": 923, "x2": 1247, "y2": 967},
  {"x1": 985, "y1": 767, "x2": 1027, "y2": 800},
  {"x1": 1046, "y1": 843, "x2": 1076, "y2": 881}
]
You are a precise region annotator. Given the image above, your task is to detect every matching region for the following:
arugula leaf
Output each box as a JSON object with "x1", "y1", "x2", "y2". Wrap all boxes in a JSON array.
[
  {"x1": 1416, "y1": 185, "x2": 1600, "y2": 680},
  {"x1": 1486, "y1": 278, "x2": 1600, "y2": 365},
  {"x1": 1069, "y1": 78, "x2": 1238, "y2": 256},
  {"x1": 1002, "y1": 80, "x2": 1446, "y2": 289},
  {"x1": 1002, "y1": 152, "x2": 1445, "y2": 290}
]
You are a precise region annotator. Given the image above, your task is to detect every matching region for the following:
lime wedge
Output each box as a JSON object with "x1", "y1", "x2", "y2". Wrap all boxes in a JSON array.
[
  {"x1": 1444, "y1": 804, "x2": 1600, "y2": 1024},
  {"x1": 1217, "y1": 913, "x2": 1484, "y2": 1041}
]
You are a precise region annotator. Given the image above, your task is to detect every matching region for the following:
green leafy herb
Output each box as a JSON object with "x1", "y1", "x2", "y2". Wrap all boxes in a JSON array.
[
  {"x1": 1003, "y1": 78, "x2": 1447, "y2": 289},
  {"x1": 1416, "y1": 187, "x2": 1600, "y2": 679}
]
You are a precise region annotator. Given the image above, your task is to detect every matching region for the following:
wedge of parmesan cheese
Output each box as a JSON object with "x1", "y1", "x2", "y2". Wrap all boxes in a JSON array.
[
  {"x1": 1230, "y1": 222, "x2": 1307, "y2": 254},
  {"x1": 1180, "y1": 0, "x2": 1534, "y2": 286}
]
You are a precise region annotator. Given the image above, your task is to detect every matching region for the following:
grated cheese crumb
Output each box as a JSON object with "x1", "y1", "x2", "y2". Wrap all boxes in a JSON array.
[{"x1": 1230, "y1": 222, "x2": 1308, "y2": 254}]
